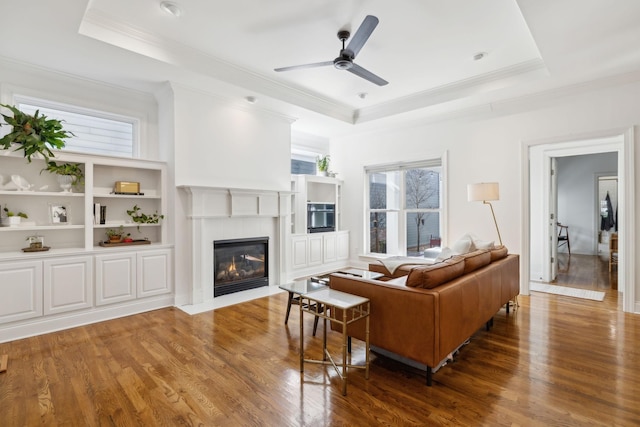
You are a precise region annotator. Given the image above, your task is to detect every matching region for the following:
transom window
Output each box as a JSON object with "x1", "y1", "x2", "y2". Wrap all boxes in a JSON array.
[
  {"x1": 366, "y1": 159, "x2": 443, "y2": 257},
  {"x1": 15, "y1": 96, "x2": 137, "y2": 158}
]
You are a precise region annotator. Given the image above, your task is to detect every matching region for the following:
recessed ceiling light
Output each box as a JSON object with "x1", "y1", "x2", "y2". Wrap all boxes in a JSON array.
[
  {"x1": 473, "y1": 52, "x2": 487, "y2": 61},
  {"x1": 160, "y1": 1, "x2": 182, "y2": 17},
  {"x1": 357, "y1": 92, "x2": 368, "y2": 99},
  {"x1": 245, "y1": 96, "x2": 257, "y2": 104}
]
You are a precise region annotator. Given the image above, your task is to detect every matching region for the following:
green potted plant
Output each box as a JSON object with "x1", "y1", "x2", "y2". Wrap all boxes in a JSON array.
[
  {"x1": 317, "y1": 155, "x2": 330, "y2": 176},
  {"x1": 127, "y1": 205, "x2": 164, "y2": 231},
  {"x1": 0, "y1": 104, "x2": 74, "y2": 163},
  {"x1": 41, "y1": 161, "x2": 84, "y2": 192},
  {"x1": 2, "y1": 206, "x2": 28, "y2": 227},
  {"x1": 105, "y1": 225, "x2": 129, "y2": 243}
]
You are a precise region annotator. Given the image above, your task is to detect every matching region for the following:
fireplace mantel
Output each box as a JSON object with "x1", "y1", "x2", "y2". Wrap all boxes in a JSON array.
[
  {"x1": 179, "y1": 185, "x2": 291, "y2": 218},
  {"x1": 179, "y1": 185, "x2": 292, "y2": 305}
]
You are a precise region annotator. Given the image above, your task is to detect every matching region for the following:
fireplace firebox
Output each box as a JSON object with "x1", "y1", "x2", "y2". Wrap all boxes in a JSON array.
[{"x1": 214, "y1": 237, "x2": 269, "y2": 297}]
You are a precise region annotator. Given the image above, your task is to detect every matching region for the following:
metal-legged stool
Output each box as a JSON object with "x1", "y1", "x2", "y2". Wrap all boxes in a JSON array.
[{"x1": 557, "y1": 223, "x2": 571, "y2": 255}]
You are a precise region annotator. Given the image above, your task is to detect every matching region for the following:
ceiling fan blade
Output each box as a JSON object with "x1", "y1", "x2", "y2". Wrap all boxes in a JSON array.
[
  {"x1": 344, "y1": 15, "x2": 379, "y2": 59},
  {"x1": 274, "y1": 61, "x2": 333, "y2": 72},
  {"x1": 347, "y1": 63, "x2": 388, "y2": 86}
]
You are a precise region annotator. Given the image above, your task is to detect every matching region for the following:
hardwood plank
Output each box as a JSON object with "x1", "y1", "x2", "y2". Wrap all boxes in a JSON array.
[{"x1": 0, "y1": 280, "x2": 639, "y2": 426}]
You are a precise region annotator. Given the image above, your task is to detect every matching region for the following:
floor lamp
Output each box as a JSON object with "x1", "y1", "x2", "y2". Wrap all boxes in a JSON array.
[{"x1": 467, "y1": 182, "x2": 503, "y2": 246}]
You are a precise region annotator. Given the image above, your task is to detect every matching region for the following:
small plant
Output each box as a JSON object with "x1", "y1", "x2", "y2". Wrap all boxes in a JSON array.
[
  {"x1": 105, "y1": 226, "x2": 124, "y2": 238},
  {"x1": 0, "y1": 104, "x2": 74, "y2": 163},
  {"x1": 127, "y1": 205, "x2": 164, "y2": 231},
  {"x1": 41, "y1": 161, "x2": 85, "y2": 187},
  {"x1": 317, "y1": 155, "x2": 330, "y2": 172},
  {"x1": 105, "y1": 226, "x2": 130, "y2": 243},
  {"x1": 3, "y1": 206, "x2": 28, "y2": 218}
]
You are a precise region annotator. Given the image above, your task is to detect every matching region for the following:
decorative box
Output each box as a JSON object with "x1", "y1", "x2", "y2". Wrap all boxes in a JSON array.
[{"x1": 114, "y1": 181, "x2": 140, "y2": 194}]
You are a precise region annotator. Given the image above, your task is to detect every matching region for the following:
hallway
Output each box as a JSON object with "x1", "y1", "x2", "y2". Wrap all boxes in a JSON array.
[{"x1": 554, "y1": 253, "x2": 617, "y2": 291}]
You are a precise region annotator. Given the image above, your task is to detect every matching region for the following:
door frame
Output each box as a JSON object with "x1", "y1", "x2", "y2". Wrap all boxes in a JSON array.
[{"x1": 520, "y1": 126, "x2": 635, "y2": 313}]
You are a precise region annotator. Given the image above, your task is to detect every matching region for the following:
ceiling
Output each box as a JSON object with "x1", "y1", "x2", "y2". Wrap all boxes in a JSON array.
[{"x1": 2, "y1": 0, "x2": 640, "y2": 137}]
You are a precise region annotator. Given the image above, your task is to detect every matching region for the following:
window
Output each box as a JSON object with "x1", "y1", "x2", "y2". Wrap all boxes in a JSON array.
[
  {"x1": 366, "y1": 160, "x2": 442, "y2": 257},
  {"x1": 16, "y1": 97, "x2": 137, "y2": 158}
]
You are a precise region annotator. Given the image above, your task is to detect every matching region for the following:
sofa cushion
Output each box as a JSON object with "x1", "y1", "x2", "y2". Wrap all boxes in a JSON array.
[
  {"x1": 406, "y1": 257, "x2": 465, "y2": 289},
  {"x1": 462, "y1": 249, "x2": 492, "y2": 274},
  {"x1": 490, "y1": 245, "x2": 508, "y2": 262}
]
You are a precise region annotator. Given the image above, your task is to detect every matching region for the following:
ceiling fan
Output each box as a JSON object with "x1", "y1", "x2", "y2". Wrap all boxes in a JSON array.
[{"x1": 274, "y1": 15, "x2": 388, "y2": 86}]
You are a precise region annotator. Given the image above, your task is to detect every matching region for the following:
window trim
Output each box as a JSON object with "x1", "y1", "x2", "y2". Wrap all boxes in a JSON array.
[{"x1": 364, "y1": 153, "x2": 448, "y2": 257}]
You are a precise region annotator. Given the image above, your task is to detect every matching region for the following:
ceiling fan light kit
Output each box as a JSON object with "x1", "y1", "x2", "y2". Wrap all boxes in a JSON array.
[
  {"x1": 160, "y1": 1, "x2": 182, "y2": 17},
  {"x1": 275, "y1": 15, "x2": 388, "y2": 86}
]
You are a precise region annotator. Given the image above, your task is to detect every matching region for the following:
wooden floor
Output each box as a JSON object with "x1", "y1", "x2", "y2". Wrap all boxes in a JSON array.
[
  {"x1": 554, "y1": 252, "x2": 617, "y2": 290},
  {"x1": 1, "y1": 275, "x2": 639, "y2": 425}
]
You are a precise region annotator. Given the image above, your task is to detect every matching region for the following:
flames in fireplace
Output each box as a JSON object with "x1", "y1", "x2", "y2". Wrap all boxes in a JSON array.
[
  {"x1": 216, "y1": 254, "x2": 265, "y2": 282},
  {"x1": 214, "y1": 237, "x2": 268, "y2": 297}
]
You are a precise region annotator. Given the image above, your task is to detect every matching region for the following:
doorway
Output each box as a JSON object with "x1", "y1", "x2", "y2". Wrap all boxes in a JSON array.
[{"x1": 521, "y1": 128, "x2": 635, "y2": 313}]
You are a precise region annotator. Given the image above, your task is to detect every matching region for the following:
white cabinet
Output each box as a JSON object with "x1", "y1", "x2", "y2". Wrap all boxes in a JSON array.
[
  {"x1": 289, "y1": 231, "x2": 349, "y2": 277},
  {"x1": 323, "y1": 233, "x2": 337, "y2": 263},
  {"x1": 292, "y1": 235, "x2": 309, "y2": 269},
  {"x1": 0, "y1": 261, "x2": 43, "y2": 323},
  {"x1": 95, "y1": 252, "x2": 137, "y2": 306},
  {"x1": 308, "y1": 234, "x2": 323, "y2": 266},
  {"x1": 95, "y1": 249, "x2": 172, "y2": 306},
  {"x1": 337, "y1": 231, "x2": 349, "y2": 260},
  {"x1": 43, "y1": 256, "x2": 93, "y2": 315},
  {"x1": 137, "y1": 249, "x2": 172, "y2": 298}
]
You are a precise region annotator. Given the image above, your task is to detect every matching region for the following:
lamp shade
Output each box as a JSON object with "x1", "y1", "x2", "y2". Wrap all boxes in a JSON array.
[{"x1": 467, "y1": 182, "x2": 499, "y2": 202}]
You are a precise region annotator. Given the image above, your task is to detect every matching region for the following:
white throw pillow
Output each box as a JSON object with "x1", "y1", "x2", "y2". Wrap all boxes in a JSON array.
[
  {"x1": 474, "y1": 239, "x2": 495, "y2": 250},
  {"x1": 435, "y1": 247, "x2": 454, "y2": 262},
  {"x1": 451, "y1": 234, "x2": 476, "y2": 254}
]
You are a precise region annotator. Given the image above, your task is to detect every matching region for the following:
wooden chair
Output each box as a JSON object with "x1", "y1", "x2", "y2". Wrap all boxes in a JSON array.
[
  {"x1": 609, "y1": 233, "x2": 618, "y2": 272},
  {"x1": 557, "y1": 222, "x2": 571, "y2": 255},
  {"x1": 429, "y1": 235, "x2": 441, "y2": 248}
]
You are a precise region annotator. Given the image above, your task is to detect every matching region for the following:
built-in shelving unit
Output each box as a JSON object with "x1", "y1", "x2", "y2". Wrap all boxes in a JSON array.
[
  {"x1": 289, "y1": 174, "x2": 349, "y2": 278},
  {"x1": 0, "y1": 151, "x2": 172, "y2": 343}
]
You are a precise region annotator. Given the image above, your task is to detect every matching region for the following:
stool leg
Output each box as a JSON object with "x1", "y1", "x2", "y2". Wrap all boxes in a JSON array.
[
  {"x1": 312, "y1": 303, "x2": 321, "y2": 336},
  {"x1": 284, "y1": 292, "x2": 294, "y2": 325}
]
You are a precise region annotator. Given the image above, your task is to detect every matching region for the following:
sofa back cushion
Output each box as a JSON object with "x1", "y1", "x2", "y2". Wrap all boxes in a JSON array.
[
  {"x1": 462, "y1": 249, "x2": 492, "y2": 274},
  {"x1": 490, "y1": 245, "x2": 508, "y2": 262},
  {"x1": 406, "y1": 257, "x2": 465, "y2": 289}
]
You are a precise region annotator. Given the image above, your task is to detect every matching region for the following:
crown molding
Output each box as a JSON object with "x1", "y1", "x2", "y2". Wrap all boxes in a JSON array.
[{"x1": 354, "y1": 59, "x2": 548, "y2": 123}]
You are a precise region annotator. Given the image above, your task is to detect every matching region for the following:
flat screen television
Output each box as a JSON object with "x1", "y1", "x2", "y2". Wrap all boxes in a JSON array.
[{"x1": 307, "y1": 203, "x2": 335, "y2": 233}]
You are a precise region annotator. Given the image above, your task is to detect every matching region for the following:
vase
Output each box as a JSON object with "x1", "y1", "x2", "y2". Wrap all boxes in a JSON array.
[
  {"x1": 1, "y1": 216, "x2": 20, "y2": 227},
  {"x1": 57, "y1": 174, "x2": 75, "y2": 192}
]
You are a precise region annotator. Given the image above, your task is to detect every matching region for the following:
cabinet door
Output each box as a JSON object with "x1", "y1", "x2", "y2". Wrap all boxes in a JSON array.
[
  {"x1": 308, "y1": 234, "x2": 323, "y2": 266},
  {"x1": 44, "y1": 256, "x2": 93, "y2": 315},
  {"x1": 0, "y1": 261, "x2": 43, "y2": 323},
  {"x1": 323, "y1": 233, "x2": 337, "y2": 263},
  {"x1": 95, "y1": 252, "x2": 136, "y2": 306},
  {"x1": 137, "y1": 250, "x2": 172, "y2": 298},
  {"x1": 292, "y1": 235, "x2": 308, "y2": 269},
  {"x1": 337, "y1": 231, "x2": 349, "y2": 260}
]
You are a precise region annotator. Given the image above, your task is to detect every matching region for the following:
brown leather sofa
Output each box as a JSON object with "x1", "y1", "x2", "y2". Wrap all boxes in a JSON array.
[{"x1": 329, "y1": 248, "x2": 519, "y2": 386}]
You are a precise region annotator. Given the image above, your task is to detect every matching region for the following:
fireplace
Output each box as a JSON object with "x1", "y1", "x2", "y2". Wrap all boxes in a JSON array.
[{"x1": 214, "y1": 237, "x2": 269, "y2": 297}]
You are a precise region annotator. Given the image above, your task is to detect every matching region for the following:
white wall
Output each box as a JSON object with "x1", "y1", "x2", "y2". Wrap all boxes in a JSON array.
[
  {"x1": 331, "y1": 78, "x2": 640, "y2": 312},
  {"x1": 171, "y1": 84, "x2": 292, "y2": 192},
  {"x1": 557, "y1": 153, "x2": 618, "y2": 255}
]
